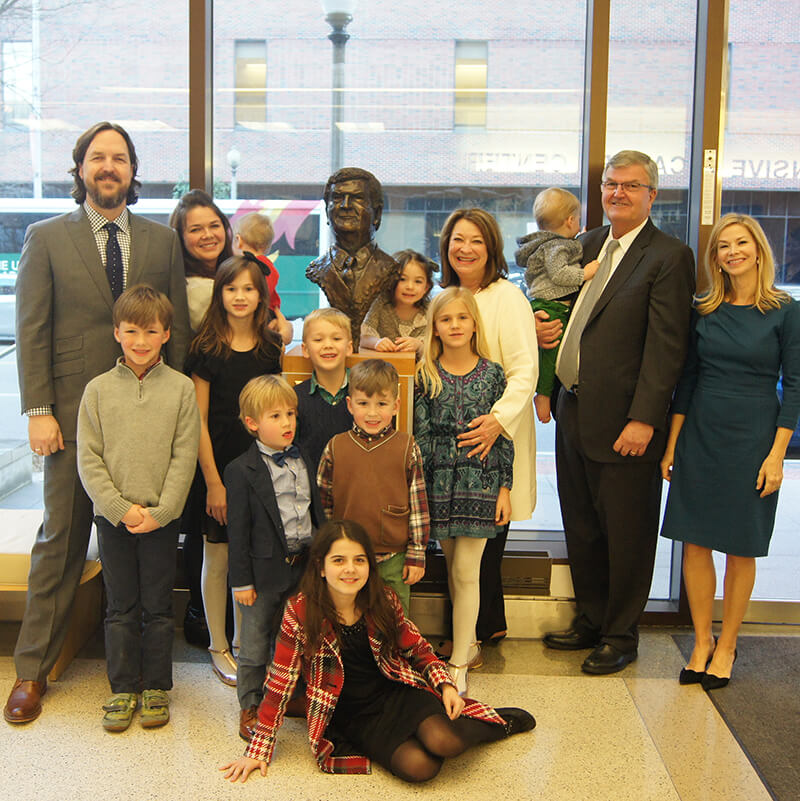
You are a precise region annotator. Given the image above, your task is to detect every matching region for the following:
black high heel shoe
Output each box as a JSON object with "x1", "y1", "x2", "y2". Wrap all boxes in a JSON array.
[
  {"x1": 701, "y1": 647, "x2": 737, "y2": 691},
  {"x1": 678, "y1": 637, "x2": 716, "y2": 685}
]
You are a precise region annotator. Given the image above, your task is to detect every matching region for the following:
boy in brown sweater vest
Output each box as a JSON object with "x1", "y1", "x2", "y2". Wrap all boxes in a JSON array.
[{"x1": 317, "y1": 359, "x2": 429, "y2": 615}]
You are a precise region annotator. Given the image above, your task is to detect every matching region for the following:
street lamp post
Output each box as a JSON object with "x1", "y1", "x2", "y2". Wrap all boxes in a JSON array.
[
  {"x1": 227, "y1": 146, "x2": 241, "y2": 201},
  {"x1": 322, "y1": 0, "x2": 357, "y2": 172}
]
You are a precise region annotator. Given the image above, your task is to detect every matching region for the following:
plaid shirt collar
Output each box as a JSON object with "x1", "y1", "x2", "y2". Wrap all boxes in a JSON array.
[{"x1": 309, "y1": 368, "x2": 349, "y2": 405}]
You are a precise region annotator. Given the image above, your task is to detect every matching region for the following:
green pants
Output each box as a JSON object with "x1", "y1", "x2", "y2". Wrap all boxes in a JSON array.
[
  {"x1": 377, "y1": 550, "x2": 411, "y2": 616},
  {"x1": 531, "y1": 298, "x2": 571, "y2": 396}
]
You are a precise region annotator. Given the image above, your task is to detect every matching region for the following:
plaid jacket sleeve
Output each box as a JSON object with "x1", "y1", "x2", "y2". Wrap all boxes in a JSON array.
[
  {"x1": 316, "y1": 440, "x2": 335, "y2": 519},
  {"x1": 404, "y1": 437, "x2": 430, "y2": 570}
]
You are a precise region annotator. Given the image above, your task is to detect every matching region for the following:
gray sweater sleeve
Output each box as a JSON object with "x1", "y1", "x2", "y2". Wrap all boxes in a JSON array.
[
  {"x1": 149, "y1": 383, "x2": 201, "y2": 527},
  {"x1": 77, "y1": 381, "x2": 133, "y2": 526}
]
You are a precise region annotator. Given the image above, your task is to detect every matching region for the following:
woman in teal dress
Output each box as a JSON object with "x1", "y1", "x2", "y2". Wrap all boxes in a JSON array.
[{"x1": 660, "y1": 214, "x2": 800, "y2": 690}]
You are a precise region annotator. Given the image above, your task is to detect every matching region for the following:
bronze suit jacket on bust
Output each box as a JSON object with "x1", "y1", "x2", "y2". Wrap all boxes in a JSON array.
[{"x1": 306, "y1": 242, "x2": 399, "y2": 349}]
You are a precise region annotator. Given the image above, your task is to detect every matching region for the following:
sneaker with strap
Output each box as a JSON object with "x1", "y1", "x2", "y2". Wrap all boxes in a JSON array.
[
  {"x1": 102, "y1": 692, "x2": 138, "y2": 732},
  {"x1": 140, "y1": 689, "x2": 170, "y2": 728}
]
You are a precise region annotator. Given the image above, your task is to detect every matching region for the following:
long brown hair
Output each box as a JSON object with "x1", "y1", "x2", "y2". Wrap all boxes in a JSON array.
[
  {"x1": 439, "y1": 207, "x2": 507, "y2": 289},
  {"x1": 189, "y1": 255, "x2": 282, "y2": 360},
  {"x1": 299, "y1": 520, "x2": 400, "y2": 658},
  {"x1": 169, "y1": 189, "x2": 233, "y2": 278}
]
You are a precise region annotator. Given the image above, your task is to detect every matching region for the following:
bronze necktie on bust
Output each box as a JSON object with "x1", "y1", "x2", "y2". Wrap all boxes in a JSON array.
[
  {"x1": 556, "y1": 238, "x2": 620, "y2": 391},
  {"x1": 104, "y1": 222, "x2": 124, "y2": 300}
]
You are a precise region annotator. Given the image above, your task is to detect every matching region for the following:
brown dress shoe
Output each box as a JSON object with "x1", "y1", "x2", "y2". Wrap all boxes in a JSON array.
[
  {"x1": 4, "y1": 679, "x2": 47, "y2": 724},
  {"x1": 239, "y1": 705, "x2": 258, "y2": 741}
]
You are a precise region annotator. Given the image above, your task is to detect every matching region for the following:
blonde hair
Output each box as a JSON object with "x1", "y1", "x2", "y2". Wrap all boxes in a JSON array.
[
  {"x1": 696, "y1": 213, "x2": 790, "y2": 315},
  {"x1": 533, "y1": 187, "x2": 580, "y2": 232},
  {"x1": 302, "y1": 307, "x2": 352, "y2": 342},
  {"x1": 239, "y1": 374, "x2": 297, "y2": 436},
  {"x1": 415, "y1": 287, "x2": 490, "y2": 397},
  {"x1": 349, "y1": 359, "x2": 399, "y2": 399},
  {"x1": 235, "y1": 212, "x2": 274, "y2": 254}
]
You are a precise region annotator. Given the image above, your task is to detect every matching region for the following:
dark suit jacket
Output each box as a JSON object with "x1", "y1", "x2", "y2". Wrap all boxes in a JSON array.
[
  {"x1": 15, "y1": 206, "x2": 190, "y2": 441},
  {"x1": 225, "y1": 442, "x2": 323, "y2": 594},
  {"x1": 560, "y1": 218, "x2": 695, "y2": 463}
]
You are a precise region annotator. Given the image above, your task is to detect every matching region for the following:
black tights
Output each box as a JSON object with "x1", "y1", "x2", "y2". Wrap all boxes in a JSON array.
[{"x1": 389, "y1": 714, "x2": 504, "y2": 783}]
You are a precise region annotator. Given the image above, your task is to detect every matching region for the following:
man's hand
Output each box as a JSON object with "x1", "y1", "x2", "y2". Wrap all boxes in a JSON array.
[
  {"x1": 121, "y1": 504, "x2": 145, "y2": 528},
  {"x1": 534, "y1": 310, "x2": 563, "y2": 350},
  {"x1": 28, "y1": 414, "x2": 64, "y2": 456},
  {"x1": 613, "y1": 420, "x2": 654, "y2": 457}
]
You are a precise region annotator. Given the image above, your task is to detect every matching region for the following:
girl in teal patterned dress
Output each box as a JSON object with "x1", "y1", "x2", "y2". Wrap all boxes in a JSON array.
[{"x1": 414, "y1": 287, "x2": 513, "y2": 696}]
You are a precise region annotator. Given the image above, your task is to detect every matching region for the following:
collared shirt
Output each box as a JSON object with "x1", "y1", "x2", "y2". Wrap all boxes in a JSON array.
[
  {"x1": 556, "y1": 217, "x2": 650, "y2": 378},
  {"x1": 309, "y1": 368, "x2": 349, "y2": 406},
  {"x1": 83, "y1": 201, "x2": 132, "y2": 279},
  {"x1": 317, "y1": 425, "x2": 430, "y2": 569},
  {"x1": 256, "y1": 439, "x2": 314, "y2": 555},
  {"x1": 27, "y1": 204, "x2": 133, "y2": 418}
]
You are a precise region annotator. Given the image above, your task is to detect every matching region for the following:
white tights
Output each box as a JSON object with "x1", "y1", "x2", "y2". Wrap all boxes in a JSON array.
[
  {"x1": 439, "y1": 537, "x2": 487, "y2": 665},
  {"x1": 201, "y1": 537, "x2": 241, "y2": 652}
]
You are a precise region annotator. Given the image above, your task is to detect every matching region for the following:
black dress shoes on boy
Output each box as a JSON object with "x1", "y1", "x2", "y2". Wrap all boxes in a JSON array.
[
  {"x1": 542, "y1": 628, "x2": 601, "y2": 651},
  {"x1": 581, "y1": 644, "x2": 637, "y2": 674}
]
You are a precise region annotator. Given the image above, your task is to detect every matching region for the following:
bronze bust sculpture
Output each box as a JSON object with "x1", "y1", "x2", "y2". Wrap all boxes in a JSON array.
[{"x1": 306, "y1": 167, "x2": 400, "y2": 351}]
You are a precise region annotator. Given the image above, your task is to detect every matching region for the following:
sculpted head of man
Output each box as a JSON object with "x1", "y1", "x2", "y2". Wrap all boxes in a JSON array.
[
  {"x1": 323, "y1": 167, "x2": 384, "y2": 250},
  {"x1": 601, "y1": 150, "x2": 658, "y2": 238},
  {"x1": 70, "y1": 121, "x2": 140, "y2": 215}
]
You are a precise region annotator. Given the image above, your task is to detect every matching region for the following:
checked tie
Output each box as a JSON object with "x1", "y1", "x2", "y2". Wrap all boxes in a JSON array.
[
  {"x1": 104, "y1": 222, "x2": 124, "y2": 300},
  {"x1": 556, "y1": 239, "x2": 620, "y2": 392}
]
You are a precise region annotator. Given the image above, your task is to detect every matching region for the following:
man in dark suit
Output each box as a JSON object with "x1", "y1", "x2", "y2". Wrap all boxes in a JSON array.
[
  {"x1": 305, "y1": 167, "x2": 399, "y2": 351},
  {"x1": 543, "y1": 150, "x2": 695, "y2": 674},
  {"x1": 4, "y1": 122, "x2": 190, "y2": 723}
]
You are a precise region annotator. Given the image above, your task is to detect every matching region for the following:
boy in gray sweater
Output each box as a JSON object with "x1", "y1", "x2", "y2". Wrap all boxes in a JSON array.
[
  {"x1": 515, "y1": 187, "x2": 599, "y2": 423},
  {"x1": 77, "y1": 285, "x2": 200, "y2": 733}
]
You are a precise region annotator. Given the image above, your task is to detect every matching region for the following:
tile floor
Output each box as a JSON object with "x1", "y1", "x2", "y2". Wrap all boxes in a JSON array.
[{"x1": 0, "y1": 626, "x2": 787, "y2": 801}]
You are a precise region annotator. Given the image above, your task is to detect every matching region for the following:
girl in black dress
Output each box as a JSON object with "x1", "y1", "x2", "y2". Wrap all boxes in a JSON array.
[{"x1": 186, "y1": 255, "x2": 283, "y2": 685}]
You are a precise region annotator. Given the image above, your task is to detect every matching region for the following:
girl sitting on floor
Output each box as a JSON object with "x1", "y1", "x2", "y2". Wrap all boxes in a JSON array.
[{"x1": 220, "y1": 519, "x2": 535, "y2": 784}]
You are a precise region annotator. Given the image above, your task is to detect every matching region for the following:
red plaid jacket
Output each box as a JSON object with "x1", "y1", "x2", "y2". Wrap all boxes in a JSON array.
[{"x1": 245, "y1": 591, "x2": 505, "y2": 774}]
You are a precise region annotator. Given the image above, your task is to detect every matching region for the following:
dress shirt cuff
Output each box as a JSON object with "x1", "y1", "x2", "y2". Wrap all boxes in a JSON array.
[
  {"x1": 404, "y1": 546, "x2": 426, "y2": 570},
  {"x1": 26, "y1": 406, "x2": 53, "y2": 416}
]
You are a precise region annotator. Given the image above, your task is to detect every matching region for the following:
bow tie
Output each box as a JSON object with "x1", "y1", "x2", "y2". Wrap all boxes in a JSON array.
[{"x1": 269, "y1": 444, "x2": 301, "y2": 467}]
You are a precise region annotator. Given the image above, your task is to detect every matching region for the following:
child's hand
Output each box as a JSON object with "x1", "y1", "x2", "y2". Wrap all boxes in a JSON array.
[
  {"x1": 393, "y1": 336, "x2": 419, "y2": 353},
  {"x1": 495, "y1": 487, "x2": 511, "y2": 525},
  {"x1": 121, "y1": 504, "x2": 145, "y2": 527},
  {"x1": 126, "y1": 508, "x2": 160, "y2": 534},
  {"x1": 220, "y1": 757, "x2": 267, "y2": 783},
  {"x1": 402, "y1": 564, "x2": 425, "y2": 585},
  {"x1": 235, "y1": 588, "x2": 257, "y2": 606},
  {"x1": 583, "y1": 259, "x2": 600, "y2": 281},
  {"x1": 206, "y1": 482, "x2": 228, "y2": 525},
  {"x1": 375, "y1": 337, "x2": 397, "y2": 352},
  {"x1": 440, "y1": 683, "x2": 465, "y2": 719}
]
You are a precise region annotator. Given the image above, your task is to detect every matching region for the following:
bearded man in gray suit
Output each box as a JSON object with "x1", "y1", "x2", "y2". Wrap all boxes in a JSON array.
[{"x1": 4, "y1": 122, "x2": 190, "y2": 724}]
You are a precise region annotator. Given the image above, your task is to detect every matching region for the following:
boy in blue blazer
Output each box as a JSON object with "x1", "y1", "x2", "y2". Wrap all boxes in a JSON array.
[{"x1": 224, "y1": 375, "x2": 323, "y2": 741}]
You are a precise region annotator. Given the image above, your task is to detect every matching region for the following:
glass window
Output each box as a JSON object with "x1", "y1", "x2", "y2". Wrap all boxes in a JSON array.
[
  {"x1": 0, "y1": 1, "x2": 189, "y2": 511},
  {"x1": 234, "y1": 40, "x2": 267, "y2": 128},
  {"x1": 719, "y1": 1, "x2": 800, "y2": 603},
  {"x1": 605, "y1": 0, "x2": 698, "y2": 599},
  {"x1": 454, "y1": 40, "x2": 487, "y2": 128}
]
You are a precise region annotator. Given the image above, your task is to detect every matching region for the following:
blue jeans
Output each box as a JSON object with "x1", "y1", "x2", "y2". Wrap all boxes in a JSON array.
[
  {"x1": 96, "y1": 516, "x2": 179, "y2": 693},
  {"x1": 236, "y1": 559, "x2": 306, "y2": 710}
]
